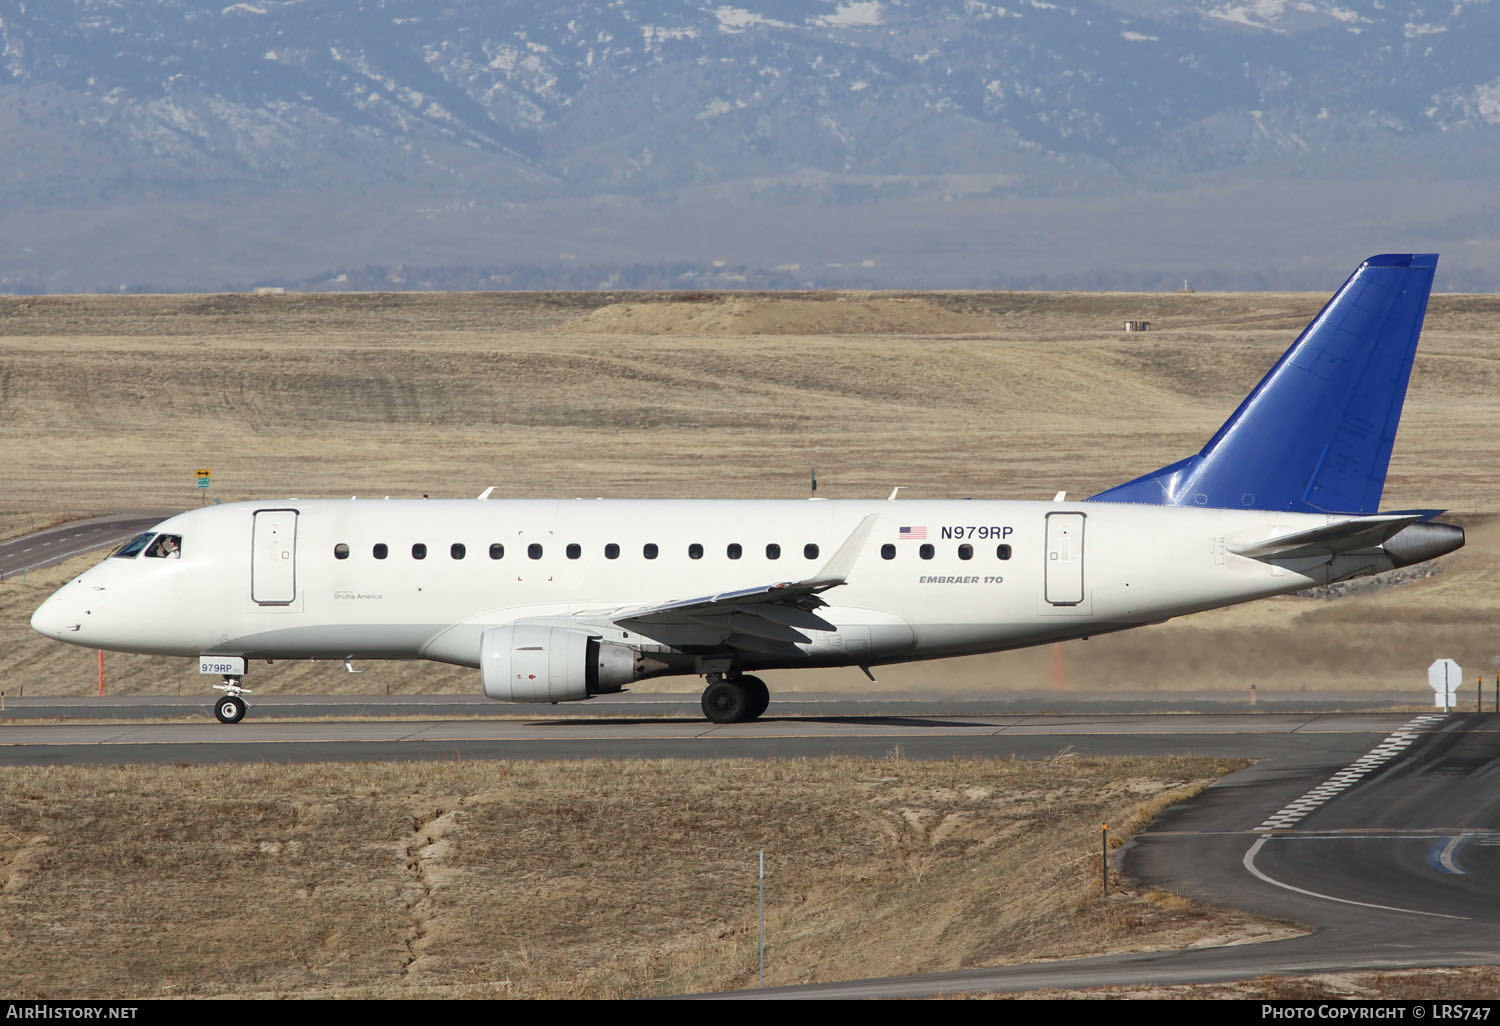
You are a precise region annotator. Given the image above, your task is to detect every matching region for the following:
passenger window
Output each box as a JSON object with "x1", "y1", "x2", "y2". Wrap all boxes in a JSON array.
[
  {"x1": 920, "y1": 543, "x2": 934, "y2": 560},
  {"x1": 528, "y1": 543, "x2": 543, "y2": 559},
  {"x1": 996, "y1": 544, "x2": 1012, "y2": 560},
  {"x1": 334, "y1": 543, "x2": 350, "y2": 560},
  {"x1": 804, "y1": 543, "x2": 819, "y2": 560},
  {"x1": 605, "y1": 543, "x2": 620, "y2": 560},
  {"x1": 644, "y1": 543, "x2": 658, "y2": 559},
  {"x1": 113, "y1": 533, "x2": 155, "y2": 558},
  {"x1": 144, "y1": 534, "x2": 183, "y2": 559},
  {"x1": 412, "y1": 543, "x2": 427, "y2": 560},
  {"x1": 451, "y1": 543, "x2": 466, "y2": 560},
  {"x1": 727, "y1": 543, "x2": 742, "y2": 560},
  {"x1": 689, "y1": 543, "x2": 703, "y2": 559},
  {"x1": 489, "y1": 543, "x2": 504, "y2": 560},
  {"x1": 374, "y1": 543, "x2": 388, "y2": 560},
  {"x1": 766, "y1": 543, "x2": 781, "y2": 560},
  {"x1": 567, "y1": 543, "x2": 581, "y2": 559},
  {"x1": 958, "y1": 544, "x2": 973, "y2": 560},
  {"x1": 881, "y1": 543, "x2": 895, "y2": 560}
]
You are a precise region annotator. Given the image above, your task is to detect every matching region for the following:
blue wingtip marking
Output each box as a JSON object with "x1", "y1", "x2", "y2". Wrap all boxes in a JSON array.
[{"x1": 1089, "y1": 253, "x2": 1439, "y2": 514}]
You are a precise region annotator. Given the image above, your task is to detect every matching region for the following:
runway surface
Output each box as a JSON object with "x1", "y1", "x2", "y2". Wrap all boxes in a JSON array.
[{"x1": 0, "y1": 693, "x2": 1437, "y2": 765}]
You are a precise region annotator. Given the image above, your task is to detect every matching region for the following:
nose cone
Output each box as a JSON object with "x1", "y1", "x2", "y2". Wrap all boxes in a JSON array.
[{"x1": 31, "y1": 585, "x2": 84, "y2": 643}]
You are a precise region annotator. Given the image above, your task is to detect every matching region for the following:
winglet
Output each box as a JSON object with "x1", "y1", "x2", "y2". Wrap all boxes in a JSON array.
[
  {"x1": 804, "y1": 513, "x2": 880, "y2": 590},
  {"x1": 1090, "y1": 254, "x2": 1439, "y2": 515}
]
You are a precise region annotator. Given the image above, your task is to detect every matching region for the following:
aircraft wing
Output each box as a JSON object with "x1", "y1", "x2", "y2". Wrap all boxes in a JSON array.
[
  {"x1": 1228, "y1": 512, "x2": 1439, "y2": 560},
  {"x1": 591, "y1": 514, "x2": 879, "y2": 649}
]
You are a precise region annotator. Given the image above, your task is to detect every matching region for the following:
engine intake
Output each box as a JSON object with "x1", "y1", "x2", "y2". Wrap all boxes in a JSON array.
[{"x1": 480, "y1": 624, "x2": 641, "y2": 703}]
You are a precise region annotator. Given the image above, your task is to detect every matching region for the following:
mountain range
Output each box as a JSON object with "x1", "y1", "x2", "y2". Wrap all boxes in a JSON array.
[{"x1": 3, "y1": 0, "x2": 1498, "y2": 291}]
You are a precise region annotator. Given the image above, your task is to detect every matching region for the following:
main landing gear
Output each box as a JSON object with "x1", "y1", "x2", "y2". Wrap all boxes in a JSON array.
[
  {"x1": 212, "y1": 676, "x2": 252, "y2": 724},
  {"x1": 700, "y1": 673, "x2": 771, "y2": 724}
]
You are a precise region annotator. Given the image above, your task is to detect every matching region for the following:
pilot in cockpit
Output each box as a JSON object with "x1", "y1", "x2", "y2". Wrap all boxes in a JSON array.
[{"x1": 146, "y1": 534, "x2": 181, "y2": 558}]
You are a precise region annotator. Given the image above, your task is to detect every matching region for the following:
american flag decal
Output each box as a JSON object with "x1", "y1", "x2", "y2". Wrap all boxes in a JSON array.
[{"x1": 899, "y1": 525, "x2": 927, "y2": 540}]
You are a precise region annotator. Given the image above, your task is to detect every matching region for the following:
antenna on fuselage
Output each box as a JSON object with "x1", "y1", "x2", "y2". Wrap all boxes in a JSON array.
[{"x1": 811, "y1": 467, "x2": 817, "y2": 495}]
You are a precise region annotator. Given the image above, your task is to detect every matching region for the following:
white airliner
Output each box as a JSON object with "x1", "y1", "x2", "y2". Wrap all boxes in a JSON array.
[{"x1": 31, "y1": 255, "x2": 1464, "y2": 724}]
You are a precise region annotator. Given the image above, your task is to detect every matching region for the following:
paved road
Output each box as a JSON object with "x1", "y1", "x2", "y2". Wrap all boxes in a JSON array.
[
  {"x1": 1129, "y1": 711, "x2": 1500, "y2": 955},
  {"x1": 0, "y1": 688, "x2": 1451, "y2": 719},
  {"x1": 0, "y1": 698, "x2": 1425, "y2": 765},
  {"x1": 0, "y1": 510, "x2": 178, "y2": 581}
]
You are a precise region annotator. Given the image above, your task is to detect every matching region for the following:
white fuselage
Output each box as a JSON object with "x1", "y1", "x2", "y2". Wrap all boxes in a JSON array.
[{"x1": 31, "y1": 497, "x2": 1381, "y2": 682}]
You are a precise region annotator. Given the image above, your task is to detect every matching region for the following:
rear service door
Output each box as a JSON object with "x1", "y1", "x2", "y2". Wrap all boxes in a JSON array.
[
  {"x1": 1044, "y1": 512, "x2": 1085, "y2": 606},
  {"x1": 251, "y1": 509, "x2": 299, "y2": 605}
]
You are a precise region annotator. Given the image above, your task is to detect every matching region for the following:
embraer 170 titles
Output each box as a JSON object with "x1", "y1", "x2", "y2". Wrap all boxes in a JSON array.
[{"x1": 31, "y1": 255, "x2": 1464, "y2": 724}]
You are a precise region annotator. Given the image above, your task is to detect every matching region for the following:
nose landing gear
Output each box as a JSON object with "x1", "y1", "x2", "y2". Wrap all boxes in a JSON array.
[
  {"x1": 212, "y1": 676, "x2": 252, "y2": 724},
  {"x1": 700, "y1": 673, "x2": 771, "y2": 724}
]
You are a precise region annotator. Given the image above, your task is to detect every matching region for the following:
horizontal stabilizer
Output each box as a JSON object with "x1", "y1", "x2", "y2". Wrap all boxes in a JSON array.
[{"x1": 1229, "y1": 514, "x2": 1433, "y2": 560}]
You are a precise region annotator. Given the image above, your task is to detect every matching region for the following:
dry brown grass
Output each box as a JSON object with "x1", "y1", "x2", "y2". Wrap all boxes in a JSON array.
[
  {"x1": 573, "y1": 295, "x2": 994, "y2": 334},
  {"x1": 0, "y1": 755, "x2": 1263, "y2": 999},
  {"x1": 3, "y1": 289, "x2": 1494, "y2": 511},
  {"x1": 0, "y1": 512, "x2": 96, "y2": 543},
  {"x1": 3, "y1": 289, "x2": 1498, "y2": 699}
]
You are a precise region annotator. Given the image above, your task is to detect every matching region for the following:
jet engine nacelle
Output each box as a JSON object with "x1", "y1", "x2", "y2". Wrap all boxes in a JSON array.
[{"x1": 480, "y1": 624, "x2": 640, "y2": 703}]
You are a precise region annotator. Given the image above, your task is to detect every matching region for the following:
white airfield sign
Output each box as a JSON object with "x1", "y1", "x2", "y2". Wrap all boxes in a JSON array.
[{"x1": 1429, "y1": 658, "x2": 1462, "y2": 710}]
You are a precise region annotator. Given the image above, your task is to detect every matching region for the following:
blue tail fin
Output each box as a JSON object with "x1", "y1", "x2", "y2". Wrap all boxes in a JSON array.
[{"x1": 1089, "y1": 253, "x2": 1438, "y2": 515}]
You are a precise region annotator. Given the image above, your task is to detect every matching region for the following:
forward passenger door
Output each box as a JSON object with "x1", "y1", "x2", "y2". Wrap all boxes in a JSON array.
[{"x1": 251, "y1": 508, "x2": 299, "y2": 605}]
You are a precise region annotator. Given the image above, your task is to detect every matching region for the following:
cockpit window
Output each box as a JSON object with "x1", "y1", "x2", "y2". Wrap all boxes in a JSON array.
[
  {"x1": 113, "y1": 533, "x2": 156, "y2": 558},
  {"x1": 144, "y1": 534, "x2": 183, "y2": 558}
]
